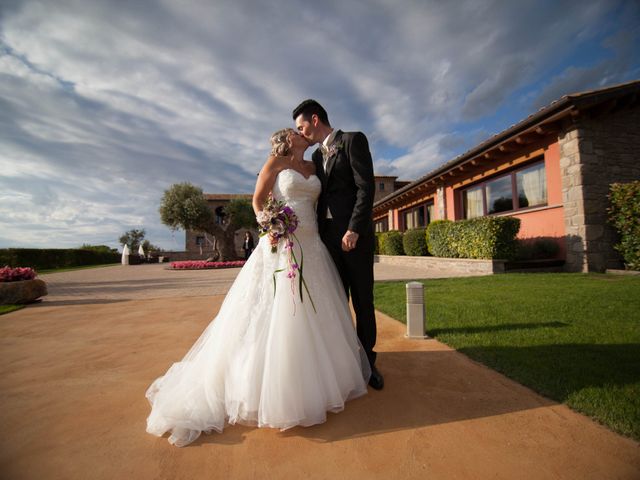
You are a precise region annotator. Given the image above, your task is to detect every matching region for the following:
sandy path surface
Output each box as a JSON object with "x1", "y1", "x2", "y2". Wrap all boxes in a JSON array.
[{"x1": 1, "y1": 289, "x2": 639, "y2": 479}]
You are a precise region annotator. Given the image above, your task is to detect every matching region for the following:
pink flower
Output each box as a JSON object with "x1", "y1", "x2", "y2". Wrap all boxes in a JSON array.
[{"x1": 0, "y1": 266, "x2": 37, "y2": 282}]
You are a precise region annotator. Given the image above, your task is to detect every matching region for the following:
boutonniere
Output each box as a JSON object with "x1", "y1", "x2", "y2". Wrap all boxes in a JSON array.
[{"x1": 324, "y1": 140, "x2": 344, "y2": 159}]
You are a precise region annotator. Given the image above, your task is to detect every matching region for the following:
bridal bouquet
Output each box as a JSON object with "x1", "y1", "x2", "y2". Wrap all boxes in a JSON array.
[{"x1": 257, "y1": 194, "x2": 316, "y2": 312}]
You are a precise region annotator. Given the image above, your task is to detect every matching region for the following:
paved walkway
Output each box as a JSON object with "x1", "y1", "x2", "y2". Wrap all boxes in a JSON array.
[
  {"x1": 0, "y1": 265, "x2": 638, "y2": 479},
  {"x1": 38, "y1": 262, "x2": 454, "y2": 303}
]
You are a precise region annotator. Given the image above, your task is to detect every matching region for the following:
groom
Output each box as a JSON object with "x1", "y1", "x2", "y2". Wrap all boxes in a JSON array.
[{"x1": 293, "y1": 99, "x2": 384, "y2": 390}]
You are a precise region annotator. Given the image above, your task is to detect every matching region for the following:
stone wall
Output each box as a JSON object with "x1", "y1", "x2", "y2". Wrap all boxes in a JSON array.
[
  {"x1": 559, "y1": 105, "x2": 640, "y2": 272},
  {"x1": 375, "y1": 255, "x2": 506, "y2": 275}
]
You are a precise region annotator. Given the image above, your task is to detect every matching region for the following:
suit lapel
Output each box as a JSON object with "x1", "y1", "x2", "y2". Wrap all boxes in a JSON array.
[
  {"x1": 312, "y1": 148, "x2": 326, "y2": 187},
  {"x1": 324, "y1": 130, "x2": 343, "y2": 180}
]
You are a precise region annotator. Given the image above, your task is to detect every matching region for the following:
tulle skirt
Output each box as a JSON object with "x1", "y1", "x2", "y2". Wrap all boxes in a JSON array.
[{"x1": 145, "y1": 231, "x2": 370, "y2": 446}]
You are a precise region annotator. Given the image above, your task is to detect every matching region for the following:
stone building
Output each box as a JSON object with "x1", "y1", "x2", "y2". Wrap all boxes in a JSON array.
[{"x1": 373, "y1": 80, "x2": 640, "y2": 272}]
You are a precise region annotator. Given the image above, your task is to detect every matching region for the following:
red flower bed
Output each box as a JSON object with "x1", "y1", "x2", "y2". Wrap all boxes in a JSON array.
[
  {"x1": 0, "y1": 266, "x2": 37, "y2": 282},
  {"x1": 170, "y1": 260, "x2": 246, "y2": 270}
]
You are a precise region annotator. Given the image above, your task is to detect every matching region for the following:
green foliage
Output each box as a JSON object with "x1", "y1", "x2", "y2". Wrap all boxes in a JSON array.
[
  {"x1": 515, "y1": 237, "x2": 561, "y2": 261},
  {"x1": 608, "y1": 181, "x2": 640, "y2": 270},
  {"x1": 118, "y1": 229, "x2": 146, "y2": 252},
  {"x1": 402, "y1": 228, "x2": 428, "y2": 256},
  {"x1": 224, "y1": 197, "x2": 257, "y2": 229},
  {"x1": 426, "y1": 220, "x2": 454, "y2": 257},
  {"x1": 0, "y1": 248, "x2": 120, "y2": 270},
  {"x1": 80, "y1": 244, "x2": 118, "y2": 254},
  {"x1": 159, "y1": 183, "x2": 213, "y2": 232},
  {"x1": 141, "y1": 240, "x2": 163, "y2": 253},
  {"x1": 427, "y1": 217, "x2": 520, "y2": 259},
  {"x1": 374, "y1": 232, "x2": 382, "y2": 255},
  {"x1": 379, "y1": 231, "x2": 404, "y2": 255},
  {"x1": 374, "y1": 273, "x2": 640, "y2": 441}
]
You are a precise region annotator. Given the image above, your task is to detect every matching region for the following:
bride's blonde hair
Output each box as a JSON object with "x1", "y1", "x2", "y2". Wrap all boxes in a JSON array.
[{"x1": 270, "y1": 128, "x2": 295, "y2": 156}]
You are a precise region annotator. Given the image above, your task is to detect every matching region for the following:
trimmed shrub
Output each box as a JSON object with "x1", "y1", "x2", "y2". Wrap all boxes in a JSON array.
[
  {"x1": 379, "y1": 231, "x2": 404, "y2": 255},
  {"x1": 426, "y1": 220, "x2": 454, "y2": 257},
  {"x1": 374, "y1": 232, "x2": 383, "y2": 255},
  {"x1": 402, "y1": 228, "x2": 428, "y2": 256},
  {"x1": 0, "y1": 248, "x2": 120, "y2": 271},
  {"x1": 426, "y1": 217, "x2": 521, "y2": 259},
  {"x1": 515, "y1": 237, "x2": 561, "y2": 261},
  {"x1": 608, "y1": 181, "x2": 640, "y2": 270}
]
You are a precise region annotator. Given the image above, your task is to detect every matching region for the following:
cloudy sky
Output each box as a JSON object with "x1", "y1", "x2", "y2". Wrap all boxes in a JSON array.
[{"x1": 1, "y1": 0, "x2": 639, "y2": 251}]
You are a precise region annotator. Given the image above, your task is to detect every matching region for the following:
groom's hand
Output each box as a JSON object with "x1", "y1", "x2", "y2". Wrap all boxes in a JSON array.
[{"x1": 342, "y1": 230, "x2": 359, "y2": 252}]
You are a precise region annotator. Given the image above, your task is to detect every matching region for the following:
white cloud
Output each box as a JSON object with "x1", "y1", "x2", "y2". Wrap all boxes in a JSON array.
[{"x1": 0, "y1": 0, "x2": 637, "y2": 249}]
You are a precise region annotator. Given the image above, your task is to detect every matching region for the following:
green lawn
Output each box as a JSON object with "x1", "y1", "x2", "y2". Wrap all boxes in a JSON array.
[
  {"x1": 374, "y1": 273, "x2": 640, "y2": 441},
  {"x1": 0, "y1": 305, "x2": 25, "y2": 315}
]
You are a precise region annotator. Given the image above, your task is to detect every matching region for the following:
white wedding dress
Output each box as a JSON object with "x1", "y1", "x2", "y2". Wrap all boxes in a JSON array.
[{"x1": 146, "y1": 169, "x2": 371, "y2": 446}]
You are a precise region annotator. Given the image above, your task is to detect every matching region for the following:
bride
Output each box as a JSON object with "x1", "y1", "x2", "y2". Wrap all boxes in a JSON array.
[{"x1": 145, "y1": 128, "x2": 371, "y2": 447}]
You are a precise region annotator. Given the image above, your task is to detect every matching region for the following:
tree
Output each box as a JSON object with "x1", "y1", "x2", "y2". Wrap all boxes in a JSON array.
[
  {"x1": 159, "y1": 182, "x2": 256, "y2": 260},
  {"x1": 119, "y1": 229, "x2": 146, "y2": 252},
  {"x1": 80, "y1": 244, "x2": 118, "y2": 254},
  {"x1": 142, "y1": 240, "x2": 163, "y2": 253}
]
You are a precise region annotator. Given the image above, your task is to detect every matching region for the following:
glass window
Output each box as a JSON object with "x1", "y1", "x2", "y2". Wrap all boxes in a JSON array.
[
  {"x1": 516, "y1": 162, "x2": 547, "y2": 208},
  {"x1": 461, "y1": 159, "x2": 546, "y2": 218},
  {"x1": 375, "y1": 218, "x2": 388, "y2": 233},
  {"x1": 379, "y1": 182, "x2": 385, "y2": 191},
  {"x1": 195, "y1": 236, "x2": 204, "y2": 246},
  {"x1": 426, "y1": 203, "x2": 435, "y2": 224},
  {"x1": 403, "y1": 206, "x2": 426, "y2": 230},
  {"x1": 486, "y1": 175, "x2": 513, "y2": 214},
  {"x1": 463, "y1": 185, "x2": 484, "y2": 219}
]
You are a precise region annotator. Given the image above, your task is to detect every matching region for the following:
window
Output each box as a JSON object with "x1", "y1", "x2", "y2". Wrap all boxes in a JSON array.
[
  {"x1": 195, "y1": 236, "x2": 205, "y2": 246},
  {"x1": 375, "y1": 218, "x2": 389, "y2": 232},
  {"x1": 426, "y1": 203, "x2": 435, "y2": 225},
  {"x1": 461, "y1": 159, "x2": 547, "y2": 218},
  {"x1": 516, "y1": 162, "x2": 547, "y2": 208},
  {"x1": 463, "y1": 185, "x2": 484, "y2": 219},
  {"x1": 379, "y1": 182, "x2": 385, "y2": 191},
  {"x1": 401, "y1": 201, "x2": 434, "y2": 230},
  {"x1": 486, "y1": 175, "x2": 513, "y2": 214}
]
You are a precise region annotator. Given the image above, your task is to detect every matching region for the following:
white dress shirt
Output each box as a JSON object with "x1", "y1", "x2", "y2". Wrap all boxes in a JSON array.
[{"x1": 321, "y1": 129, "x2": 339, "y2": 219}]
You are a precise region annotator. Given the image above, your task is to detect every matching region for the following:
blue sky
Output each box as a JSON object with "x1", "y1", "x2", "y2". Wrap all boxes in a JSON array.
[{"x1": 1, "y1": 0, "x2": 639, "y2": 251}]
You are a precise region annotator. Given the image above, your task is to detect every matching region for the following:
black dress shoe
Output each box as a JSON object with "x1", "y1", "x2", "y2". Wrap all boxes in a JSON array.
[{"x1": 368, "y1": 365, "x2": 384, "y2": 390}]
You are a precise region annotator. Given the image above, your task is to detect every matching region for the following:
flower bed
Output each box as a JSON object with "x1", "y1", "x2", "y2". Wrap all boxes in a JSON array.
[
  {"x1": 169, "y1": 260, "x2": 246, "y2": 270},
  {"x1": 0, "y1": 266, "x2": 47, "y2": 305},
  {"x1": 0, "y1": 266, "x2": 37, "y2": 282}
]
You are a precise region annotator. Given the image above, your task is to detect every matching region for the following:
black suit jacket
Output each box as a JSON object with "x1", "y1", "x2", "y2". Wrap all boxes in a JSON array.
[{"x1": 312, "y1": 130, "x2": 375, "y2": 239}]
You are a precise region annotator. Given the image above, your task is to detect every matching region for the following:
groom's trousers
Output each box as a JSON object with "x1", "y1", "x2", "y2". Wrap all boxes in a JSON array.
[{"x1": 320, "y1": 219, "x2": 377, "y2": 367}]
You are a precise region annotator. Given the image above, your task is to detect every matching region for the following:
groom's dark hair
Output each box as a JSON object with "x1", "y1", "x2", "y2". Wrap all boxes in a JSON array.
[{"x1": 292, "y1": 99, "x2": 331, "y2": 127}]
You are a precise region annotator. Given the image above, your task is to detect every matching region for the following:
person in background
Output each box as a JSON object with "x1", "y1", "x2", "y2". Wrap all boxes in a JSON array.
[{"x1": 242, "y1": 231, "x2": 255, "y2": 260}]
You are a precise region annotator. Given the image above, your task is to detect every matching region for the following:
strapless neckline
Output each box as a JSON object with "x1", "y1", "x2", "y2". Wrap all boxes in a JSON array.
[{"x1": 280, "y1": 168, "x2": 318, "y2": 182}]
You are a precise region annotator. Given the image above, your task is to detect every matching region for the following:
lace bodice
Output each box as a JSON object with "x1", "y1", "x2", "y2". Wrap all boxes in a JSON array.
[{"x1": 272, "y1": 169, "x2": 321, "y2": 234}]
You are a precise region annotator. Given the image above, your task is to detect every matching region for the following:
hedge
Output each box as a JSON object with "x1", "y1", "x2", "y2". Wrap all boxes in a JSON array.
[
  {"x1": 402, "y1": 228, "x2": 428, "y2": 256},
  {"x1": 608, "y1": 181, "x2": 640, "y2": 270},
  {"x1": 378, "y1": 231, "x2": 404, "y2": 255},
  {"x1": 374, "y1": 232, "x2": 382, "y2": 255},
  {"x1": 426, "y1": 220, "x2": 455, "y2": 257},
  {"x1": 0, "y1": 248, "x2": 120, "y2": 271},
  {"x1": 515, "y1": 237, "x2": 561, "y2": 261},
  {"x1": 426, "y1": 216, "x2": 521, "y2": 259}
]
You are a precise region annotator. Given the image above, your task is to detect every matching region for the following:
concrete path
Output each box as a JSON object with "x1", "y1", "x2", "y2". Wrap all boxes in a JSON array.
[
  {"x1": 38, "y1": 261, "x2": 463, "y2": 304},
  {"x1": 0, "y1": 265, "x2": 638, "y2": 479}
]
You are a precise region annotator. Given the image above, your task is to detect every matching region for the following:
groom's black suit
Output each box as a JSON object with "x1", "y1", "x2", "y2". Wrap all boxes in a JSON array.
[{"x1": 312, "y1": 130, "x2": 377, "y2": 367}]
